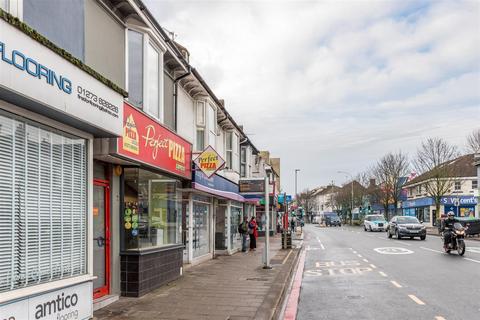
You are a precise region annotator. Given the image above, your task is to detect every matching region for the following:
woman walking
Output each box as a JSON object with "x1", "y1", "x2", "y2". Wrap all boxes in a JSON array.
[{"x1": 248, "y1": 216, "x2": 258, "y2": 251}]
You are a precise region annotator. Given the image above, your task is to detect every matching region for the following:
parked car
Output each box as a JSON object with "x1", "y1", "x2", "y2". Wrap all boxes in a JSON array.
[
  {"x1": 387, "y1": 216, "x2": 426, "y2": 240},
  {"x1": 364, "y1": 214, "x2": 387, "y2": 232},
  {"x1": 324, "y1": 212, "x2": 341, "y2": 227}
]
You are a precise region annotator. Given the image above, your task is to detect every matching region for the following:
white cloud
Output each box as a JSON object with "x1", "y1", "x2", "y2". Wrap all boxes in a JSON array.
[{"x1": 146, "y1": 0, "x2": 480, "y2": 194}]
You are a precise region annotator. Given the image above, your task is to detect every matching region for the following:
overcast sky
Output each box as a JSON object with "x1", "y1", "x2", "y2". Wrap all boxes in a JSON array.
[{"x1": 146, "y1": 0, "x2": 480, "y2": 195}]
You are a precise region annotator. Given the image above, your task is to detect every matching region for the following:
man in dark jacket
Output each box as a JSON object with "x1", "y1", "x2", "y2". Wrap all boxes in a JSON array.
[{"x1": 442, "y1": 211, "x2": 456, "y2": 248}]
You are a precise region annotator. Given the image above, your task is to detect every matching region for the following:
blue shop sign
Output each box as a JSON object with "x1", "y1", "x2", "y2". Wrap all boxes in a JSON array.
[
  {"x1": 192, "y1": 165, "x2": 244, "y2": 202},
  {"x1": 278, "y1": 194, "x2": 292, "y2": 204},
  {"x1": 441, "y1": 196, "x2": 477, "y2": 206},
  {"x1": 402, "y1": 197, "x2": 434, "y2": 208}
]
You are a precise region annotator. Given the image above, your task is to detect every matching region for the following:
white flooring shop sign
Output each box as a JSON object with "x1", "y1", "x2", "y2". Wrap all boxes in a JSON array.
[
  {"x1": 0, "y1": 19, "x2": 123, "y2": 136},
  {"x1": 0, "y1": 281, "x2": 92, "y2": 320}
]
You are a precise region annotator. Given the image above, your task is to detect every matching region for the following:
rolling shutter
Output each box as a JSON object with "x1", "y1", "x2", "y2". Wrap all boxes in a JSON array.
[{"x1": 0, "y1": 111, "x2": 87, "y2": 293}]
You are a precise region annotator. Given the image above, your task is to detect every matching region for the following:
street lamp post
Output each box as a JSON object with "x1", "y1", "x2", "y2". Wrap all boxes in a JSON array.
[
  {"x1": 295, "y1": 169, "x2": 300, "y2": 199},
  {"x1": 338, "y1": 171, "x2": 354, "y2": 224}
]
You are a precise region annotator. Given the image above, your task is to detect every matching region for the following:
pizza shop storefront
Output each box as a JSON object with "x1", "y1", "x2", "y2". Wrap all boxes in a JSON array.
[{"x1": 96, "y1": 102, "x2": 192, "y2": 297}]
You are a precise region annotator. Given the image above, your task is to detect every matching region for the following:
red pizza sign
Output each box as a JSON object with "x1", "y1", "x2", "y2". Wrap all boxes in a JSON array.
[{"x1": 117, "y1": 102, "x2": 192, "y2": 179}]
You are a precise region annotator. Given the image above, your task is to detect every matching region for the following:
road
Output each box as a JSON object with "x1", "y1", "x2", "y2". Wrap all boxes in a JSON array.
[{"x1": 295, "y1": 224, "x2": 480, "y2": 320}]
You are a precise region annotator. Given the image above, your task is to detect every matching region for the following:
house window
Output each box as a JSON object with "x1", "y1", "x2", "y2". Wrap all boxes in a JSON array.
[
  {"x1": 127, "y1": 30, "x2": 144, "y2": 108},
  {"x1": 196, "y1": 101, "x2": 206, "y2": 151},
  {"x1": 147, "y1": 42, "x2": 160, "y2": 119},
  {"x1": 225, "y1": 132, "x2": 233, "y2": 169},
  {"x1": 472, "y1": 180, "x2": 478, "y2": 189},
  {"x1": 127, "y1": 30, "x2": 164, "y2": 119},
  {"x1": 240, "y1": 146, "x2": 247, "y2": 177},
  {"x1": 0, "y1": 110, "x2": 87, "y2": 293},
  {"x1": 233, "y1": 132, "x2": 239, "y2": 171},
  {"x1": 208, "y1": 104, "x2": 216, "y2": 149},
  {"x1": 417, "y1": 185, "x2": 422, "y2": 194},
  {"x1": 454, "y1": 181, "x2": 461, "y2": 191}
]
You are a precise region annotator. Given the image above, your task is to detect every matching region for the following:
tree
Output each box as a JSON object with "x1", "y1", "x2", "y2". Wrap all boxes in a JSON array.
[
  {"x1": 466, "y1": 129, "x2": 480, "y2": 154},
  {"x1": 332, "y1": 180, "x2": 367, "y2": 224},
  {"x1": 372, "y1": 152, "x2": 410, "y2": 220},
  {"x1": 296, "y1": 189, "x2": 317, "y2": 222},
  {"x1": 413, "y1": 137, "x2": 459, "y2": 223}
]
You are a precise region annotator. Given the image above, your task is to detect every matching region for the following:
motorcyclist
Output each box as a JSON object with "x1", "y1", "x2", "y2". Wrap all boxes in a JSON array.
[{"x1": 442, "y1": 211, "x2": 456, "y2": 248}]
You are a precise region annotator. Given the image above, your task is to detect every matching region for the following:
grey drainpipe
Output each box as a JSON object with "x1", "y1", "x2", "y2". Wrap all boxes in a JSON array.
[{"x1": 173, "y1": 66, "x2": 191, "y2": 131}]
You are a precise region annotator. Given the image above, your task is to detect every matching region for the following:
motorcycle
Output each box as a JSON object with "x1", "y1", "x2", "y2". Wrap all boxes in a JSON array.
[{"x1": 441, "y1": 222, "x2": 466, "y2": 256}]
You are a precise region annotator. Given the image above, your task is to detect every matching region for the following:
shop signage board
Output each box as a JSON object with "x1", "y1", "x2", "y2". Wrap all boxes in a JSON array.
[
  {"x1": 0, "y1": 20, "x2": 123, "y2": 136},
  {"x1": 117, "y1": 103, "x2": 192, "y2": 179},
  {"x1": 192, "y1": 165, "x2": 244, "y2": 202},
  {"x1": 239, "y1": 178, "x2": 265, "y2": 194},
  {"x1": 0, "y1": 281, "x2": 92, "y2": 320},
  {"x1": 193, "y1": 145, "x2": 225, "y2": 178}
]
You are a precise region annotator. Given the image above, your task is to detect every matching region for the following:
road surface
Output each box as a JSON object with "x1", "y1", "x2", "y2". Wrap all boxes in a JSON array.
[{"x1": 295, "y1": 224, "x2": 480, "y2": 320}]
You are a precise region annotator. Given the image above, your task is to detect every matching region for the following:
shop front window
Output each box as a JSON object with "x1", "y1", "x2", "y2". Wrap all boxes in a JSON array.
[
  {"x1": 192, "y1": 195, "x2": 211, "y2": 258},
  {"x1": 123, "y1": 168, "x2": 182, "y2": 250},
  {"x1": 0, "y1": 110, "x2": 87, "y2": 293},
  {"x1": 230, "y1": 202, "x2": 243, "y2": 250}
]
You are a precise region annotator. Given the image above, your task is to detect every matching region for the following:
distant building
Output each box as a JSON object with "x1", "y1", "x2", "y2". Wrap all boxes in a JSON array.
[{"x1": 402, "y1": 154, "x2": 478, "y2": 226}]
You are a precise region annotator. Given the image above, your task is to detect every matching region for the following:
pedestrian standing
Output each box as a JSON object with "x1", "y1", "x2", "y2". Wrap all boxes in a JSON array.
[
  {"x1": 248, "y1": 217, "x2": 258, "y2": 251},
  {"x1": 290, "y1": 218, "x2": 296, "y2": 233},
  {"x1": 239, "y1": 217, "x2": 249, "y2": 252}
]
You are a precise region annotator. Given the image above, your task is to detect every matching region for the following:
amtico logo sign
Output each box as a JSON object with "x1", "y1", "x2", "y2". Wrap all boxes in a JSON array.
[
  {"x1": 34, "y1": 292, "x2": 78, "y2": 320},
  {"x1": 0, "y1": 281, "x2": 92, "y2": 320}
]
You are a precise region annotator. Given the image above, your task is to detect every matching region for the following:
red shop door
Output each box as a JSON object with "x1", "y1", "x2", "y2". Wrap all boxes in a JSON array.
[{"x1": 93, "y1": 179, "x2": 110, "y2": 299}]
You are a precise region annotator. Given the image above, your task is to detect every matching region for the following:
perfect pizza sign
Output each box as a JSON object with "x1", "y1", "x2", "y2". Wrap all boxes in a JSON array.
[
  {"x1": 117, "y1": 103, "x2": 192, "y2": 179},
  {"x1": 194, "y1": 146, "x2": 225, "y2": 178}
]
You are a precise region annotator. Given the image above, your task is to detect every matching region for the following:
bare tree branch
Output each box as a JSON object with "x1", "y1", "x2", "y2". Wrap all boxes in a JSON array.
[{"x1": 466, "y1": 129, "x2": 480, "y2": 154}]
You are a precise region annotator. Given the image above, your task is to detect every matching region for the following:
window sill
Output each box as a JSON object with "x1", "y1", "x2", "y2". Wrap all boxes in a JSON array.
[
  {"x1": 0, "y1": 274, "x2": 95, "y2": 304},
  {"x1": 121, "y1": 243, "x2": 184, "y2": 256}
]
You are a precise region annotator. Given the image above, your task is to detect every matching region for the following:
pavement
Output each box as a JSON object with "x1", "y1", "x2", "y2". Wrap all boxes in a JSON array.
[
  {"x1": 94, "y1": 234, "x2": 301, "y2": 320},
  {"x1": 293, "y1": 224, "x2": 480, "y2": 320}
]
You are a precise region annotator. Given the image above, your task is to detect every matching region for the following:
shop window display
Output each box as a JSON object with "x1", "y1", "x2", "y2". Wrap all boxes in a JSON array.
[{"x1": 123, "y1": 168, "x2": 182, "y2": 250}]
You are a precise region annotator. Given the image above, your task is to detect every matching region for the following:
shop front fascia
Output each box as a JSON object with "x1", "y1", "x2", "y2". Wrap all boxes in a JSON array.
[
  {"x1": 0, "y1": 15, "x2": 124, "y2": 319},
  {"x1": 95, "y1": 102, "x2": 192, "y2": 297},
  {"x1": 191, "y1": 165, "x2": 245, "y2": 256}
]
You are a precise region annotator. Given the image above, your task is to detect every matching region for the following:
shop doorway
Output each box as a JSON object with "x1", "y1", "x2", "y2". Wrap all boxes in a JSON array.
[{"x1": 93, "y1": 179, "x2": 110, "y2": 299}]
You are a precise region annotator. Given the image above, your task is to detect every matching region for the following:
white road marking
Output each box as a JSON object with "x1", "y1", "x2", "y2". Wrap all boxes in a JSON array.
[
  {"x1": 463, "y1": 257, "x2": 480, "y2": 264},
  {"x1": 374, "y1": 247, "x2": 414, "y2": 255},
  {"x1": 357, "y1": 254, "x2": 363, "y2": 258},
  {"x1": 282, "y1": 250, "x2": 293, "y2": 264},
  {"x1": 408, "y1": 294, "x2": 426, "y2": 305},
  {"x1": 390, "y1": 281, "x2": 402, "y2": 288},
  {"x1": 435, "y1": 316, "x2": 446, "y2": 320},
  {"x1": 466, "y1": 247, "x2": 480, "y2": 254},
  {"x1": 316, "y1": 237, "x2": 326, "y2": 250},
  {"x1": 370, "y1": 264, "x2": 377, "y2": 269},
  {"x1": 379, "y1": 271, "x2": 387, "y2": 277},
  {"x1": 353, "y1": 251, "x2": 358, "y2": 254},
  {"x1": 420, "y1": 247, "x2": 444, "y2": 254},
  {"x1": 363, "y1": 259, "x2": 369, "y2": 263},
  {"x1": 378, "y1": 236, "x2": 413, "y2": 246}
]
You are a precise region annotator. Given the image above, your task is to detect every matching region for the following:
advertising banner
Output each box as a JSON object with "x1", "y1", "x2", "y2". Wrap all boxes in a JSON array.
[
  {"x1": 193, "y1": 145, "x2": 225, "y2": 178},
  {"x1": 117, "y1": 103, "x2": 192, "y2": 179},
  {"x1": 0, "y1": 20, "x2": 123, "y2": 136},
  {"x1": 0, "y1": 281, "x2": 92, "y2": 320},
  {"x1": 239, "y1": 178, "x2": 265, "y2": 194}
]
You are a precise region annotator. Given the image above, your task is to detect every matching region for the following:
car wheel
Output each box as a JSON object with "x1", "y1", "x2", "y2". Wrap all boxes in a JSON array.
[
  {"x1": 396, "y1": 230, "x2": 402, "y2": 239},
  {"x1": 387, "y1": 229, "x2": 392, "y2": 238},
  {"x1": 364, "y1": 225, "x2": 367, "y2": 231},
  {"x1": 410, "y1": 237, "x2": 414, "y2": 240},
  {"x1": 420, "y1": 236, "x2": 426, "y2": 240}
]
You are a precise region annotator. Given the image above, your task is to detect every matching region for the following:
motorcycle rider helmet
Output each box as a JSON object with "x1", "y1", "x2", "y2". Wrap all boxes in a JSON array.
[{"x1": 447, "y1": 211, "x2": 455, "y2": 219}]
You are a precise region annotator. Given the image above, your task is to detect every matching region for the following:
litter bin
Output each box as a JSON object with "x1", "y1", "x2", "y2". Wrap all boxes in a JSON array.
[
  {"x1": 455, "y1": 217, "x2": 480, "y2": 236},
  {"x1": 282, "y1": 231, "x2": 292, "y2": 249}
]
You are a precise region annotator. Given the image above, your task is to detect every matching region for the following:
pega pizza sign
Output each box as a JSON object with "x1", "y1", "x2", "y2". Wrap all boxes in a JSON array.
[{"x1": 117, "y1": 103, "x2": 192, "y2": 179}]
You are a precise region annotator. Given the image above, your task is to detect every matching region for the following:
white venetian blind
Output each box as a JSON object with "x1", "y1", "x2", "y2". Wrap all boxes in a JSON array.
[{"x1": 0, "y1": 111, "x2": 87, "y2": 293}]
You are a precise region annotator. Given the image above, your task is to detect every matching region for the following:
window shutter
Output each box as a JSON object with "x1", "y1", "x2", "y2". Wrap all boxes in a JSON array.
[{"x1": 0, "y1": 112, "x2": 87, "y2": 293}]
